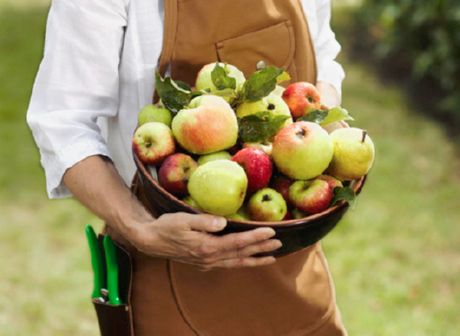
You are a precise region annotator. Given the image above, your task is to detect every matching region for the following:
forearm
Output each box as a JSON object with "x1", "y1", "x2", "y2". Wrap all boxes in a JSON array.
[{"x1": 62, "y1": 155, "x2": 152, "y2": 239}]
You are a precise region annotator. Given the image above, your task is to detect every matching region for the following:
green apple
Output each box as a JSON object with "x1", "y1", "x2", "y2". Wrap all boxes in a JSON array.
[
  {"x1": 195, "y1": 62, "x2": 246, "y2": 103},
  {"x1": 226, "y1": 207, "x2": 250, "y2": 221},
  {"x1": 292, "y1": 208, "x2": 307, "y2": 219},
  {"x1": 197, "y1": 151, "x2": 232, "y2": 165},
  {"x1": 188, "y1": 160, "x2": 248, "y2": 216},
  {"x1": 328, "y1": 128, "x2": 375, "y2": 180},
  {"x1": 272, "y1": 121, "x2": 333, "y2": 180},
  {"x1": 172, "y1": 95, "x2": 238, "y2": 154},
  {"x1": 242, "y1": 142, "x2": 273, "y2": 156},
  {"x1": 247, "y1": 188, "x2": 287, "y2": 222},
  {"x1": 236, "y1": 93, "x2": 292, "y2": 126},
  {"x1": 182, "y1": 195, "x2": 202, "y2": 210},
  {"x1": 138, "y1": 104, "x2": 172, "y2": 127},
  {"x1": 270, "y1": 85, "x2": 286, "y2": 97}
]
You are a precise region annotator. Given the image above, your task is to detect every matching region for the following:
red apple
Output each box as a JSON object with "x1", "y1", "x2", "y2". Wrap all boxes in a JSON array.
[
  {"x1": 317, "y1": 175, "x2": 343, "y2": 190},
  {"x1": 271, "y1": 174, "x2": 293, "y2": 203},
  {"x1": 283, "y1": 211, "x2": 293, "y2": 220},
  {"x1": 232, "y1": 148, "x2": 273, "y2": 193},
  {"x1": 282, "y1": 82, "x2": 321, "y2": 119},
  {"x1": 132, "y1": 122, "x2": 175, "y2": 165},
  {"x1": 158, "y1": 153, "x2": 198, "y2": 196},
  {"x1": 288, "y1": 179, "x2": 333, "y2": 214}
]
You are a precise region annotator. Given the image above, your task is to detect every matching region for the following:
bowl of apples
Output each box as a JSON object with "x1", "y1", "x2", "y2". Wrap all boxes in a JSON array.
[{"x1": 132, "y1": 63, "x2": 374, "y2": 257}]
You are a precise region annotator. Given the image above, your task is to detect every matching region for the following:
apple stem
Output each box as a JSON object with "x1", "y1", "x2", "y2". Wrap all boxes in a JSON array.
[
  {"x1": 296, "y1": 128, "x2": 307, "y2": 139},
  {"x1": 361, "y1": 130, "x2": 367, "y2": 143}
]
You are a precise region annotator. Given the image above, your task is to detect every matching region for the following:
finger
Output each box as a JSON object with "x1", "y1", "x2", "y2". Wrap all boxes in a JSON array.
[
  {"x1": 186, "y1": 214, "x2": 227, "y2": 233},
  {"x1": 203, "y1": 227, "x2": 276, "y2": 255},
  {"x1": 208, "y1": 256, "x2": 277, "y2": 270},
  {"x1": 218, "y1": 239, "x2": 282, "y2": 260}
]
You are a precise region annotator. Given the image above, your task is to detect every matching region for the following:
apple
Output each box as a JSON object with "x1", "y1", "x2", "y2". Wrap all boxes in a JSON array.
[
  {"x1": 328, "y1": 128, "x2": 375, "y2": 180},
  {"x1": 236, "y1": 93, "x2": 292, "y2": 126},
  {"x1": 132, "y1": 122, "x2": 175, "y2": 165},
  {"x1": 242, "y1": 142, "x2": 273, "y2": 156},
  {"x1": 197, "y1": 151, "x2": 232, "y2": 165},
  {"x1": 282, "y1": 82, "x2": 321, "y2": 119},
  {"x1": 271, "y1": 174, "x2": 293, "y2": 203},
  {"x1": 158, "y1": 153, "x2": 198, "y2": 196},
  {"x1": 272, "y1": 121, "x2": 333, "y2": 180},
  {"x1": 291, "y1": 208, "x2": 307, "y2": 219},
  {"x1": 322, "y1": 121, "x2": 346, "y2": 134},
  {"x1": 188, "y1": 160, "x2": 248, "y2": 216},
  {"x1": 182, "y1": 195, "x2": 202, "y2": 210},
  {"x1": 270, "y1": 85, "x2": 286, "y2": 97},
  {"x1": 283, "y1": 211, "x2": 293, "y2": 220},
  {"x1": 247, "y1": 188, "x2": 287, "y2": 222},
  {"x1": 227, "y1": 208, "x2": 250, "y2": 221},
  {"x1": 317, "y1": 175, "x2": 343, "y2": 190},
  {"x1": 138, "y1": 104, "x2": 172, "y2": 127},
  {"x1": 288, "y1": 179, "x2": 333, "y2": 214},
  {"x1": 195, "y1": 62, "x2": 246, "y2": 103},
  {"x1": 172, "y1": 95, "x2": 238, "y2": 154},
  {"x1": 232, "y1": 148, "x2": 272, "y2": 193}
]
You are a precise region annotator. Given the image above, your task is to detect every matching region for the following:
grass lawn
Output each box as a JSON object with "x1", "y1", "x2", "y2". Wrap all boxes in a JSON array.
[{"x1": 0, "y1": 2, "x2": 459, "y2": 335}]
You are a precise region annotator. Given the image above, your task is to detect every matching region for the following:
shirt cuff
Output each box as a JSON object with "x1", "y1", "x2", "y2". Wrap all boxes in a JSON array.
[{"x1": 40, "y1": 139, "x2": 112, "y2": 199}]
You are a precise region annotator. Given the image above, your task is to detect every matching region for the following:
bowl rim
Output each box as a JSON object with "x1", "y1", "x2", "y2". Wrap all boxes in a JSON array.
[{"x1": 133, "y1": 153, "x2": 367, "y2": 228}]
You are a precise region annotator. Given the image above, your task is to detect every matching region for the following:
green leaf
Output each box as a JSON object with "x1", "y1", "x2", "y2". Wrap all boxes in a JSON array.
[
  {"x1": 211, "y1": 63, "x2": 237, "y2": 90},
  {"x1": 243, "y1": 66, "x2": 285, "y2": 101},
  {"x1": 331, "y1": 186, "x2": 356, "y2": 206},
  {"x1": 320, "y1": 107, "x2": 354, "y2": 126},
  {"x1": 276, "y1": 71, "x2": 291, "y2": 84},
  {"x1": 190, "y1": 89, "x2": 210, "y2": 99},
  {"x1": 298, "y1": 110, "x2": 329, "y2": 124},
  {"x1": 298, "y1": 107, "x2": 354, "y2": 126},
  {"x1": 155, "y1": 71, "x2": 192, "y2": 113},
  {"x1": 174, "y1": 80, "x2": 192, "y2": 91},
  {"x1": 238, "y1": 111, "x2": 290, "y2": 143}
]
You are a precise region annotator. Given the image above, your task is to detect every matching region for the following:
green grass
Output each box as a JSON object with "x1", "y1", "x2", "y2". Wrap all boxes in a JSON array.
[{"x1": 0, "y1": 2, "x2": 459, "y2": 335}]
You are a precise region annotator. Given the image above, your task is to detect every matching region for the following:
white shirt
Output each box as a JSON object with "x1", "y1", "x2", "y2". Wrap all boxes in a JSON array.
[{"x1": 27, "y1": 0, "x2": 345, "y2": 199}]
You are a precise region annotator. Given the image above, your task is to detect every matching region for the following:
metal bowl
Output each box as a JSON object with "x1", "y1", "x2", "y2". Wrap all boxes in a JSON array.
[{"x1": 133, "y1": 153, "x2": 366, "y2": 257}]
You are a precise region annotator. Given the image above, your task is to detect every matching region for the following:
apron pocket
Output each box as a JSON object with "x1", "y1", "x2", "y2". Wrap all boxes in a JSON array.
[
  {"x1": 216, "y1": 20, "x2": 295, "y2": 77},
  {"x1": 169, "y1": 244, "x2": 335, "y2": 336}
]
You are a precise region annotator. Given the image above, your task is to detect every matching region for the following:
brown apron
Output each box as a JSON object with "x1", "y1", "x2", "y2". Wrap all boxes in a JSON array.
[{"x1": 108, "y1": 0, "x2": 348, "y2": 335}]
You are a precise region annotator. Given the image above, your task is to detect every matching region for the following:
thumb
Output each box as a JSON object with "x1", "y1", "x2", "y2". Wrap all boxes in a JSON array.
[{"x1": 187, "y1": 214, "x2": 227, "y2": 233}]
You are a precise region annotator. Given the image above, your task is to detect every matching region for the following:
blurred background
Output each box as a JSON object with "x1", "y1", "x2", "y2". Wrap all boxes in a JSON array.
[{"x1": 0, "y1": 0, "x2": 459, "y2": 334}]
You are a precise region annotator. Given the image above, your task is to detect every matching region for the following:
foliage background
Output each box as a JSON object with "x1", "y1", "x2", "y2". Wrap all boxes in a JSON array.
[
  {"x1": 353, "y1": 0, "x2": 460, "y2": 131},
  {"x1": 0, "y1": 0, "x2": 459, "y2": 335}
]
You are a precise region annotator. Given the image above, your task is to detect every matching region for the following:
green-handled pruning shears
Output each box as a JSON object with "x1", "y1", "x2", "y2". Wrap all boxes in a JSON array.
[
  {"x1": 103, "y1": 235, "x2": 122, "y2": 305},
  {"x1": 85, "y1": 225, "x2": 106, "y2": 300},
  {"x1": 85, "y1": 225, "x2": 122, "y2": 305}
]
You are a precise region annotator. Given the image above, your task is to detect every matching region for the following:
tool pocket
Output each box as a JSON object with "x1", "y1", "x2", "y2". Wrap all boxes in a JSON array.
[{"x1": 92, "y1": 236, "x2": 135, "y2": 336}]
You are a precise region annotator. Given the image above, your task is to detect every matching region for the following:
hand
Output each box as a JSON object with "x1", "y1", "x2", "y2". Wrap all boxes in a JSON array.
[
  {"x1": 316, "y1": 81, "x2": 348, "y2": 133},
  {"x1": 316, "y1": 81, "x2": 341, "y2": 108},
  {"x1": 130, "y1": 212, "x2": 281, "y2": 271}
]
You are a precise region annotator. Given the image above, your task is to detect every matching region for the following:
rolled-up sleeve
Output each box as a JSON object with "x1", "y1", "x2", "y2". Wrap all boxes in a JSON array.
[
  {"x1": 313, "y1": 0, "x2": 345, "y2": 97},
  {"x1": 26, "y1": 0, "x2": 128, "y2": 198}
]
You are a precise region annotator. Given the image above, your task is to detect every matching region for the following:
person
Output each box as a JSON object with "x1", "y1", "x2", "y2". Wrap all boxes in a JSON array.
[{"x1": 27, "y1": 0, "x2": 347, "y2": 335}]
